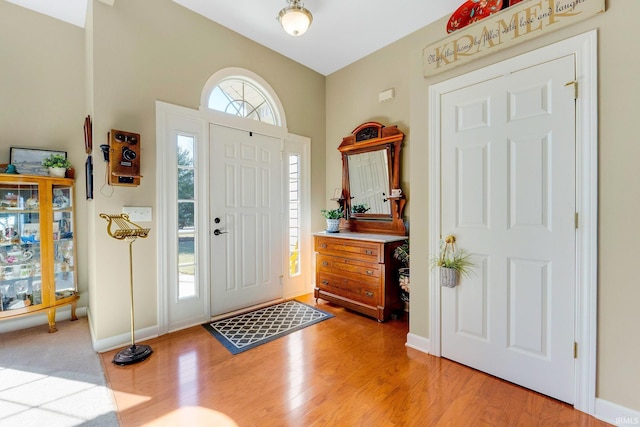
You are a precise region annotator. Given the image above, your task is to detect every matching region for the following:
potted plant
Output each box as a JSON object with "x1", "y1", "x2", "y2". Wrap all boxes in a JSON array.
[
  {"x1": 321, "y1": 207, "x2": 344, "y2": 233},
  {"x1": 393, "y1": 239, "x2": 410, "y2": 302},
  {"x1": 42, "y1": 154, "x2": 71, "y2": 178},
  {"x1": 431, "y1": 235, "x2": 473, "y2": 288}
]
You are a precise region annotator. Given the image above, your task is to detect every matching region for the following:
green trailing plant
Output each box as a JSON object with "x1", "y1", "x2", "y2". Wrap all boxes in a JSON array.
[
  {"x1": 42, "y1": 154, "x2": 71, "y2": 169},
  {"x1": 393, "y1": 240, "x2": 409, "y2": 266},
  {"x1": 431, "y1": 235, "x2": 474, "y2": 277},
  {"x1": 321, "y1": 207, "x2": 344, "y2": 219}
]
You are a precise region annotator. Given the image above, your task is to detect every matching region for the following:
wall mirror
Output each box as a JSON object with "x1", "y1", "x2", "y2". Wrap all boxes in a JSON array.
[{"x1": 338, "y1": 122, "x2": 406, "y2": 235}]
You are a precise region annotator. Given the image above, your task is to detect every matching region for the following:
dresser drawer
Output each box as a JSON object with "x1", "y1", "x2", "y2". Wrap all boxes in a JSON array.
[
  {"x1": 317, "y1": 271, "x2": 380, "y2": 305},
  {"x1": 315, "y1": 236, "x2": 382, "y2": 263},
  {"x1": 317, "y1": 254, "x2": 381, "y2": 279}
]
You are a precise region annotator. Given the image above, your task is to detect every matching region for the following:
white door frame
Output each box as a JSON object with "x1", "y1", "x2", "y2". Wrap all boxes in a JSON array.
[
  {"x1": 156, "y1": 101, "x2": 209, "y2": 335},
  {"x1": 428, "y1": 31, "x2": 598, "y2": 413},
  {"x1": 156, "y1": 69, "x2": 311, "y2": 333}
]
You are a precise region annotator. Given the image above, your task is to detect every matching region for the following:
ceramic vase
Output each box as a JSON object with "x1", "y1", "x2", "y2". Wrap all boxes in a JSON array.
[
  {"x1": 48, "y1": 167, "x2": 67, "y2": 178},
  {"x1": 325, "y1": 218, "x2": 340, "y2": 233}
]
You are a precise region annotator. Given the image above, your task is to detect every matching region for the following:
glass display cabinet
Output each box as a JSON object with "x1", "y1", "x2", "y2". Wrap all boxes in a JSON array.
[{"x1": 0, "y1": 174, "x2": 78, "y2": 332}]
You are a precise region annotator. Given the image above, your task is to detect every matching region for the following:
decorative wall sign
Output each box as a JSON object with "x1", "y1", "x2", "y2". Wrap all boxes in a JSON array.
[{"x1": 423, "y1": 0, "x2": 605, "y2": 77}]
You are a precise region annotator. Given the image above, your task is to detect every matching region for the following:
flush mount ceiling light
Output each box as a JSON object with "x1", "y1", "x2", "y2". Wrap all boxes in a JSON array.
[{"x1": 278, "y1": 0, "x2": 313, "y2": 36}]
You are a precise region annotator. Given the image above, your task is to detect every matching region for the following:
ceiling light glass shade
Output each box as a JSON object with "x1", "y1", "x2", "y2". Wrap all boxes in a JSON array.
[{"x1": 278, "y1": 0, "x2": 313, "y2": 36}]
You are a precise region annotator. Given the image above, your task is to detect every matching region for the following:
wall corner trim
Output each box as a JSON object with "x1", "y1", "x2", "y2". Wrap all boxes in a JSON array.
[{"x1": 406, "y1": 333, "x2": 430, "y2": 354}]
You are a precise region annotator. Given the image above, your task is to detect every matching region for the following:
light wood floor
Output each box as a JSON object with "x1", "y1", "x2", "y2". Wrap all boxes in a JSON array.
[{"x1": 101, "y1": 294, "x2": 610, "y2": 427}]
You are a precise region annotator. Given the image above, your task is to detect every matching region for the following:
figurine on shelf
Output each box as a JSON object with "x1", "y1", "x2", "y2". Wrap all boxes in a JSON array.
[
  {"x1": 25, "y1": 196, "x2": 38, "y2": 210},
  {"x1": 53, "y1": 189, "x2": 70, "y2": 209}
]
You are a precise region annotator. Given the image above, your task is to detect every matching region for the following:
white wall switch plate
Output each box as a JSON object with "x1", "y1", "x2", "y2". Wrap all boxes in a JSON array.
[{"x1": 122, "y1": 206, "x2": 152, "y2": 222}]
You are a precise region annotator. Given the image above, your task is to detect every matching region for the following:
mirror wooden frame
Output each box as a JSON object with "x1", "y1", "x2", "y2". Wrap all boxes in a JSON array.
[{"x1": 338, "y1": 122, "x2": 406, "y2": 235}]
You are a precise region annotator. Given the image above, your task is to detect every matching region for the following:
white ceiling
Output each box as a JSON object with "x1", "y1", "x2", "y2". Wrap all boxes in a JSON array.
[{"x1": 6, "y1": 0, "x2": 462, "y2": 76}]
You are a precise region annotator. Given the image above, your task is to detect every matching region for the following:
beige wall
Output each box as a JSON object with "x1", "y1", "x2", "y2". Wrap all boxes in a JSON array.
[
  {"x1": 0, "y1": 2, "x2": 89, "y2": 309},
  {"x1": 89, "y1": 0, "x2": 326, "y2": 340},
  {"x1": 327, "y1": 0, "x2": 639, "y2": 411}
]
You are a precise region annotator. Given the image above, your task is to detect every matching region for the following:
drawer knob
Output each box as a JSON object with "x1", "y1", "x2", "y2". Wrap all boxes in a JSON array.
[
  {"x1": 366, "y1": 270, "x2": 374, "y2": 275},
  {"x1": 365, "y1": 250, "x2": 373, "y2": 255},
  {"x1": 365, "y1": 291, "x2": 374, "y2": 298},
  {"x1": 322, "y1": 280, "x2": 329, "y2": 285},
  {"x1": 320, "y1": 243, "x2": 327, "y2": 248},
  {"x1": 322, "y1": 261, "x2": 328, "y2": 266}
]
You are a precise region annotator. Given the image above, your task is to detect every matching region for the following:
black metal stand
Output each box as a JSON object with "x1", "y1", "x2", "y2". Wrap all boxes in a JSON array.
[{"x1": 113, "y1": 344, "x2": 153, "y2": 366}]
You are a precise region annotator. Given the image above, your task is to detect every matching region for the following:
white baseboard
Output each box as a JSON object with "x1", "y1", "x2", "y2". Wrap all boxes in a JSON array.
[
  {"x1": 0, "y1": 306, "x2": 88, "y2": 334},
  {"x1": 92, "y1": 324, "x2": 159, "y2": 353},
  {"x1": 406, "y1": 332, "x2": 430, "y2": 354},
  {"x1": 595, "y1": 398, "x2": 640, "y2": 426}
]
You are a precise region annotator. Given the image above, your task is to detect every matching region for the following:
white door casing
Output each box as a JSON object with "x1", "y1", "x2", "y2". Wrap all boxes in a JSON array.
[
  {"x1": 157, "y1": 69, "x2": 312, "y2": 333},
  {"x1": 440, "y1": 55, "x2": 576, "y2": 403},
  {"x1": 283, "y1": 135, "x2": 312, "y2": 299},
  {"x1": 210, "y1": 124, "x2": 283, "y2": 316},
  {"x1": 156, "y1": 101, "x2": 209, "y2": 334},
  {"x1": 428, "y1": 31, "x2": 598, "y2": 413}
]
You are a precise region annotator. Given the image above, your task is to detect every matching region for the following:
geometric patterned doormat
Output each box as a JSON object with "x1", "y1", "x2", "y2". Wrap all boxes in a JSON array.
[{"x1": 202, "y1": 300, "x2": 334, "y2": 354}]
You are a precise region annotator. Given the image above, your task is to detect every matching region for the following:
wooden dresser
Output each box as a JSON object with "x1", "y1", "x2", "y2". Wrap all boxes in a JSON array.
[{"x1": 314, "y1": 232, "x2": 406, "y2": 322}]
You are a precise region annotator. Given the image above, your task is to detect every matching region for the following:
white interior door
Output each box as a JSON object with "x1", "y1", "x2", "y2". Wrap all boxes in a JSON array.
[
  {"x1": 210, "y1": 124, "x2": 283, "y2": 316},
  {"x1": 440, "y1": 55, "x2": 576, "y2": 403}
]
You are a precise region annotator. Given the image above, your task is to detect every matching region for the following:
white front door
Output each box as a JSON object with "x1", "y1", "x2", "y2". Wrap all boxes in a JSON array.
[
  {"x1": 210, "y1": 124, "x2": 283, "y2": 316},
  {"x1": 440, "y1": 55, "x2": 576, "y2": 403}
]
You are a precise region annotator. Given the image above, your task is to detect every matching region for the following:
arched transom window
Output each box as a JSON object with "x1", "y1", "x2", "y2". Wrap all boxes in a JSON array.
[{"x1": 208, "y1": 78, "x2": 277, "y2": 125}]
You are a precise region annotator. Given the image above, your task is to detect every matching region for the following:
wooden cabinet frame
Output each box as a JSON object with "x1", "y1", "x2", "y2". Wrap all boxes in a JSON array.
[{"x1": 0, "y1": 174, "x2": 78, "y2": 332}]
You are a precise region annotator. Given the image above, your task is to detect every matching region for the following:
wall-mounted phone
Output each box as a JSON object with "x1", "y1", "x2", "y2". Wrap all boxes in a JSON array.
[{"x1": 107, "y1": 129, "x2": 141, "y2": 186}]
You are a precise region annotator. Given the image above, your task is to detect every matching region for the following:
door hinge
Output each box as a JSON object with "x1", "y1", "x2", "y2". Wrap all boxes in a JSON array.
[
  {"x1": 565, "y1": 80, "x2": 578, "y2": 99},
  {"x1": 574, "y1": 342, "x2": 578, "y2": 359},
  {"x1": 575, "y1": 213, "x2": 579, "y2": 229}
]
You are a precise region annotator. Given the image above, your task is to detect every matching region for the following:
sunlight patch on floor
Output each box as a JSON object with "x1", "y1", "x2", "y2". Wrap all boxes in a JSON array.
[
  {"x1": 111, "y1": 389, "x2": 152, "y2": 411},
  {"x1": 141, "y1": 406, "x2": 238, "y2": 426},
  {"x1": 0, "y1": 367, "x2": 116, "y2": 425}
]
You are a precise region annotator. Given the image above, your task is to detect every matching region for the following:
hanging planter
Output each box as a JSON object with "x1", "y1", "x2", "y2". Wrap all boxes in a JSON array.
[
  {"x1": 431, "y1": 235, "x2": 474, "y2": 288},
  {"x1": 439, "y1": 266, "x2": 459, "y2": 288}
]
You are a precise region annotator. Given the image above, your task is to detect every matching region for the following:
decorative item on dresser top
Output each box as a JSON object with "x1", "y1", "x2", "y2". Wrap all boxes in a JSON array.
[
  {"x1": 320, "y1": 207, "x2": 344, "y2": 233},
  {"x1": 0, "y1": 173, "x2": 78, "y2": 332}
]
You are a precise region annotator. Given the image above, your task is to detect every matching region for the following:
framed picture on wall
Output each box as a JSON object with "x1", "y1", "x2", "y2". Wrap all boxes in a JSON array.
[{"x1": 9, "y1": 147, "x2": 67, "y2": 176}]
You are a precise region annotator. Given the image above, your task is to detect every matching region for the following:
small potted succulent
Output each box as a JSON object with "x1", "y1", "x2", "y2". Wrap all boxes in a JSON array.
[
  {"x1": 42, "y1": 154, "x2": 71, "y2": 178},
  {"x1": 321, "y1": 207, "x2": 344, "y2": 233}
]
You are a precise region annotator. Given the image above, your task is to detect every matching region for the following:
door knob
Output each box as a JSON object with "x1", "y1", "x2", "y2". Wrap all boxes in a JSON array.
[{"x1": 213, "y1": 229, "x2": 228, "y2": 236}]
